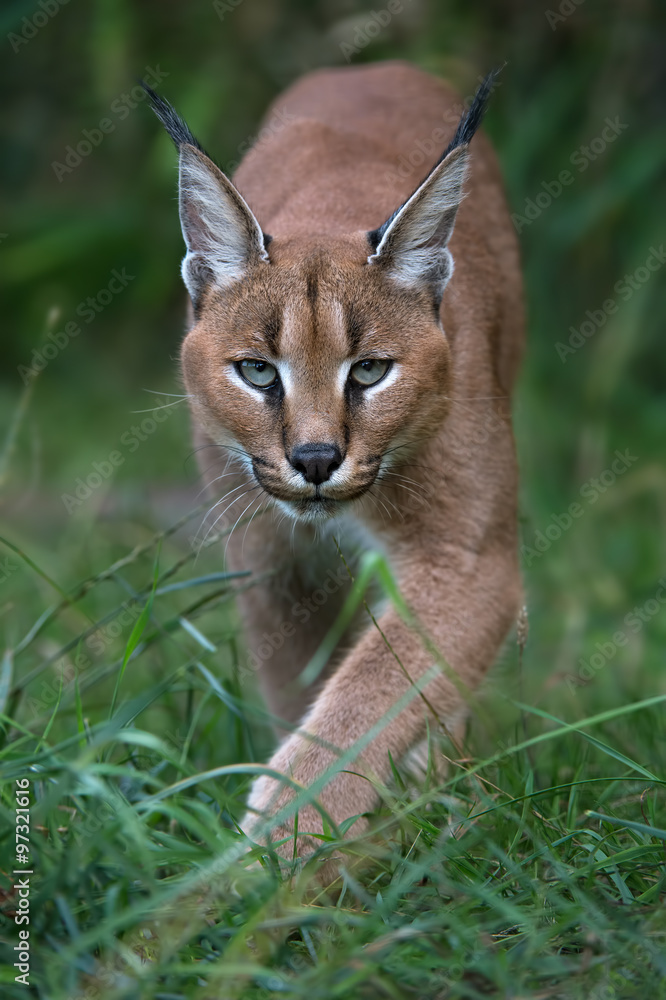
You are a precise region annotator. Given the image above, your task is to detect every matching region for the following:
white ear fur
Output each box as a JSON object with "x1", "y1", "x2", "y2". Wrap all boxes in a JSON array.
[
  {"x1": 178, "y1": 144, "x2": 268, "y2": 305},
  {"x1": 368, "y1": 145, "x2": 469, "y2": 294}
]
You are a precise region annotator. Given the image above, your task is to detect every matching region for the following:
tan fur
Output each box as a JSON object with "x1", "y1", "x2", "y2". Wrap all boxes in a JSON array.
[{"x1": 175, "y1": 62, "x2": 524, "y2": 877}]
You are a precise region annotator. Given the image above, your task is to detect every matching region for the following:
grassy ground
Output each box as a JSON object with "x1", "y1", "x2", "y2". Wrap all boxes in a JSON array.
[
  {"x1": 1, "y1": 472, "x2": 665, "y2": 999},
  {"x1": 2, "y1": 0, "x2": 666, "y2": 996}
]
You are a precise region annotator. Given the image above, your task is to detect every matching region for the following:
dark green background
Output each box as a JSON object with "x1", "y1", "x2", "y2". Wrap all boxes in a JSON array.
[{"x1": 1, "y1": 0, "x2": 665, "y2": 699}]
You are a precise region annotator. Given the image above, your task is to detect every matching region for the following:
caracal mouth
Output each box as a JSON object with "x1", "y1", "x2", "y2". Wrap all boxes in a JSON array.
[
  {"x1": 254, "y1": 470, "x2": 377, "y2": 520},
  {"x1": 271, "y1": 481, "x2": 379, "y2": 521},
  {"x1": 278, "y1": 495, "x2": 343, "y2": 522}
]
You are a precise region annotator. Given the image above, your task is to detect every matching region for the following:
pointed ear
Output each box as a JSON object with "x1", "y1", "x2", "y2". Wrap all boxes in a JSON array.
[
  {"x1": 367, "y1": 144, "x2": 468, "y2": 296},
  {"x1": 142, "y1": 83, "x2": 268, "y2": 308},
  {"x1": 178, "y1": 145, "x2": 268, "y2": 305},
  {"x1": 367, "y1": 69, "x2": 498, "y2": 298}
]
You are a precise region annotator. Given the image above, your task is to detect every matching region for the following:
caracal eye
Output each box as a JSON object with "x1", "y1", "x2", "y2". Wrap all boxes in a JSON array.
[
  {"x1": 238, "y1": 359, "x2": 278, "y2": 388},
  {"x1": 349, "y1": 358, "x2": 390, "y2": 387}
]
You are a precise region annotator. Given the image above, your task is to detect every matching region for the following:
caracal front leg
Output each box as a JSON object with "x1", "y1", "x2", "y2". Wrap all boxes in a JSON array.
[
  {"x1": 225, "y1": 513, "x2": 354, "y2": 728},
  {"x1": 242, "y1": 541, "x2": 521, "y2": 870}
]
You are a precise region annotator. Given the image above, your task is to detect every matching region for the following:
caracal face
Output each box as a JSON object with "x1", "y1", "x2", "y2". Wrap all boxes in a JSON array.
[{"x1": 181, "y1": 235, "x2": 452, "y2": 522}]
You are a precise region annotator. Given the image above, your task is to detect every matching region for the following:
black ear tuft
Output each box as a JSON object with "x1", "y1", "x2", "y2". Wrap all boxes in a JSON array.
[
  {"x1": 436, "y1": 67, "x2": 500, "y2": 164},
  {"x1": 141, "y1": 81, "x2": 208, "y2": 155},
  {"x1": 367, "y1": 67, "x2": 501, "y2": 252}
]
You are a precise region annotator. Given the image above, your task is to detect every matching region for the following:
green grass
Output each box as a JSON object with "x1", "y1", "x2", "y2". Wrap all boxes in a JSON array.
[{"x1": 1, "y1": 480, "x2": 665, "y2": 998}]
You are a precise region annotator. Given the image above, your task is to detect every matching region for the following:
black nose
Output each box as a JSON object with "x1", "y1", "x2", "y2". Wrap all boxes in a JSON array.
[{"x1": 290, "y1": 443, "x2": 342, "y2": 485}]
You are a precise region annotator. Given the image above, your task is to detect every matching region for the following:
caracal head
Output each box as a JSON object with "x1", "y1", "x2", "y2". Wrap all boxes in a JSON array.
[{"x1": 147, "y1": 80, "x2": 491, "y2": 521}]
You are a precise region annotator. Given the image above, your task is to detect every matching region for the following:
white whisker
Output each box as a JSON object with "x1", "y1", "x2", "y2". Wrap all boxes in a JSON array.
[
  {"x1": 241, "y1": 493, "x2": 271, "y2": 557},
  {"x1": 377, "y1": 473, "x2": 429, "y2": 507},
  {"x1": 379, "y1": 470, "x2": 425, "y2": 490},
  {"x1": 141, "y1": 389, "x2": 192, "y2": 398},
  {"x1": 200, "y1": 480, "x2": 252, "y2": 529},
  {"x1": 196, "y1": 481, "x2": 255, "y2": 551},
  {"x1": 130, "y1": 398, "x2": 188, "y2": 414},
  {"x1": 368, "y1": 487, "x2": 397, "y2": 522},
  {"x1": 224, "y1": 492, "x2": 266, "y2": 562},
  {"x1": 373, "y1": 485, "x2": 407, "y2": 521},
  {"x1": 363, "y1": 489, "x2": 388, "y2": 525},
  {"x1": 195, "y1": 471, "x2": 246, "y2": 503}
]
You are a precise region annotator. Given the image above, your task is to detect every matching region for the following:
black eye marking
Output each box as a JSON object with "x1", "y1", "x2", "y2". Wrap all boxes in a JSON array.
[
  {"x1": 263, "y1": 377, "x2": 285, "y2": 412},
  {"x1": 345, "y1": 377, "x2": 364, "y2": 414}
]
